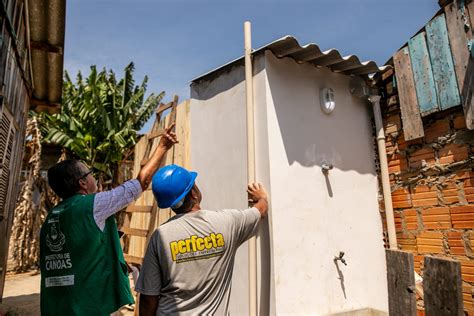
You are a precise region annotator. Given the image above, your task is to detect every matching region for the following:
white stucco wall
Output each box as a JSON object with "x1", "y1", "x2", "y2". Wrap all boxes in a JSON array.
[
  {"x1": 264, "y1": 51, "x2": 388, "y2": 315},
  {"x1": 189, "y1": 51, "x2": 388, "y2": 315},
  {"x1": 189, "y1": 56, "x2": 268, "y2": 315}
]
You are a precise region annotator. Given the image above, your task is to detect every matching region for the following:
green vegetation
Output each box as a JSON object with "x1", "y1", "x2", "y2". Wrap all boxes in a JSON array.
[{"x1": 38, "y1": 62, "x2": 163, "y2": 186}]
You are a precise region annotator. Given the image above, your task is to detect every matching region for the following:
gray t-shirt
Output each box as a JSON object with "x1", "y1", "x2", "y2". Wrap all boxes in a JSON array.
[{"x1": 135, "y1": 207, "x2": 260, "y2": 315}]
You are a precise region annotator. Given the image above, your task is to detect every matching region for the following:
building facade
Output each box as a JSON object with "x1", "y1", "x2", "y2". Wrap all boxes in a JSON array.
[{"x1": 0, "y1": 0, "x2": 65, "y2": 299}]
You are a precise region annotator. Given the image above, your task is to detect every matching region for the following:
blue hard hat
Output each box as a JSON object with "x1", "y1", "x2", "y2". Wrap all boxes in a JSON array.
[{"x1": 151, "y1": 164, "x2": 198, "y2": 209}]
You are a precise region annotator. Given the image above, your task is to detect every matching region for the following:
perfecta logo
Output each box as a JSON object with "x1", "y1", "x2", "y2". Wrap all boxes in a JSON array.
[{"x1": 170, "y1": 233, "x2": 225, "y2": 263}]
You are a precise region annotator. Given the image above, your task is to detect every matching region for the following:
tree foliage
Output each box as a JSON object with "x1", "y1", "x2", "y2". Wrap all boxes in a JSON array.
[{"x1": 38, "y1": 62, "x2": 163, "y2": 185}]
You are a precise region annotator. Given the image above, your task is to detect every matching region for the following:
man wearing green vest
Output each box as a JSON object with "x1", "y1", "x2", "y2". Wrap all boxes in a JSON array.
[{"x1": 40, "y1": 124, "x2": 177, "y2": 316}]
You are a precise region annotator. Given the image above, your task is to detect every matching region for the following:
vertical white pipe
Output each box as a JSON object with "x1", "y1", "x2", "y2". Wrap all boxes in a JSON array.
[
  {"x1": 244, "y1": 21, "x2": 258, "y2": 316},
  {"x1": 369, "y1": 95, "x2": 398, "y2": 249}
]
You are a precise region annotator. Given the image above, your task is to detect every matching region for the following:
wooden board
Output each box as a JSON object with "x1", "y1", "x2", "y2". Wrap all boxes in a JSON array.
[
  {"x1": 445, "y1": 3, "x2": 472, "y2": 97},
  {"x1": 424, "y1": 256, "x2": 463, "y2": 316},
  {"x1": 426, "y1": 14, "x2": 461, "y2": 110},
  {"x1": 469, "y1": 0, "x2": 474, "y2": 34},
  {"x1": 386, "y1": 250, "x2": 417, "y2": 316},
  {"x1": 123, "y1": 99, "x2": 191, "y2": 261},
  {"x1": 393, "y1": 47, "x2": 425, "y2": 140},
  {"x1": 444, "y1": 1, "x2": 474, "y2": 129},
  {"x1": 126, "y1": 136, "x2": 150, "y2": 258},
  {"x1": 408, "y1": 32, "x2": 439, "y2": 116},
  {"x1": 462, "y1": 56, "x2": 474, "y2": 129}
]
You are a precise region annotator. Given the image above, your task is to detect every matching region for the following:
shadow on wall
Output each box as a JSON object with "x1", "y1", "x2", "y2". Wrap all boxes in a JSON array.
[
  {"x1": 190, "y1": 56, "x2": 266, "y2": 101},
  {"x1": 266, "y1": 55, "x2": 377, "y2": 176}
]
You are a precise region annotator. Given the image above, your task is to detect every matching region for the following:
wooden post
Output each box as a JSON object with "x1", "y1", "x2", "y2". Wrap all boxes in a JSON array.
[
  {"x1": 424, "y1": 256, "x2": 463, "y2": 316},
  {"x1": 386, "y1": 250, "x2": 417, "y2": 316}
]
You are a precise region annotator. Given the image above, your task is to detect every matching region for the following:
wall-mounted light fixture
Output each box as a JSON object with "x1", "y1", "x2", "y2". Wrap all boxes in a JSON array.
[{"x1": 320, "y1": 87, "x2": 335, "y2": 114}]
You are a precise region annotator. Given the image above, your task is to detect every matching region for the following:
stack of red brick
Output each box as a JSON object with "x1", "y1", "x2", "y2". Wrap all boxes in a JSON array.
[{"x1": 378, "y1": 69, "x2": 474, "y2": 314}]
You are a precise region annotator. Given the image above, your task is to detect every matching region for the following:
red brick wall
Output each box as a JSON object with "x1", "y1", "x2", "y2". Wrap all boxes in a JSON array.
[{"x1": 378, "y1": 69, "x2": 474, "y2": 314}]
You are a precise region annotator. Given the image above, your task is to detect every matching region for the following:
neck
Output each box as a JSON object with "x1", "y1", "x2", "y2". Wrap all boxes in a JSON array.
[
  {"x1": 77, "y1": 188, "x2": 88, "y2": 195},
  {"x1": 188, "y1": 204, "x2": 201, "y2": 213}
]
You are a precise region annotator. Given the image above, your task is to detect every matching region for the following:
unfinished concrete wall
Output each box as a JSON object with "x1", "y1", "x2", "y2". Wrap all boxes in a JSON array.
[
  {"x1": 378, "y1": 68, "x2": 474, "y2": 314},
  {"x1": 263, "y1": 51, "x2": 388, "y2": 314}
]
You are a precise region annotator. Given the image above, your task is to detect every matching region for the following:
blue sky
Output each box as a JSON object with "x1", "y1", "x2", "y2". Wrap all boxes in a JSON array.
[{"x1": 65, "y1": 0, "x2": 439, "y2": 131}]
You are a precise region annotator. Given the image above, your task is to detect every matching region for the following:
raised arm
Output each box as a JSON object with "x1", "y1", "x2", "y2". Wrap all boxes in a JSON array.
[
  {"x1": 247, "y1": 183, "x2": 269, "y2": 218},
  {"x1": 137, "y1": 123, "x2": 178, "y2": 190}
]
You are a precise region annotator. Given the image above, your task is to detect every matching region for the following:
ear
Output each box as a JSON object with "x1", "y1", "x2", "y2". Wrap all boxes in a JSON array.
[
  {"x1": 77, "y1": 178, "x2": 88, "y2": 191},
  {"x1": 191, "y1": 185, "x2": 202, "y2": 202},
  {"x1": 190, "y1": 186, "x2": 198, "y2": 200}
]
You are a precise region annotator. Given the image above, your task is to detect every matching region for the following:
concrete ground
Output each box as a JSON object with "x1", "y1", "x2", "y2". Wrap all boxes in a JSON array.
[
  {"x1": 0, "y1": 272, "x2": 135, "y2": 316},
  {"x1": 0, "y1": 272, "x2": 41, "y2": 316}
]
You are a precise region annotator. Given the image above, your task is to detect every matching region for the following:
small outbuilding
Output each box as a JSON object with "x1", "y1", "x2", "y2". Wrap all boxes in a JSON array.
[{"x1": 189, "y1": 36, "x2": 389, "y2": 315}]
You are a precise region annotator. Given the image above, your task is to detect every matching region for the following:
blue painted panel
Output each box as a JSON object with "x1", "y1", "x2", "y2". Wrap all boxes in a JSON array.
[
  {"x1": 408, "y1": 32, "x2": 439, "y2": 115},
  {"x1": 426, "y1": 14, "x2": 461, "y2": 110}
]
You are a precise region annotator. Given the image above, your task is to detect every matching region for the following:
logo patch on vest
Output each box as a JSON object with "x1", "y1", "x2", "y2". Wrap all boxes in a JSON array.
[
  {"x1": 169, "y1": 233, "x2": 225, "y2": 263},
  {"x1": 46, "y1": 219, "x2": 66, "y2": 252}
]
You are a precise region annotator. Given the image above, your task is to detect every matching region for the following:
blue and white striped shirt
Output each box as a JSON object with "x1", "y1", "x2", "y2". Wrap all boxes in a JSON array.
[{"x1": 93, "y1": 179, "x2": 142, "y2": 231}]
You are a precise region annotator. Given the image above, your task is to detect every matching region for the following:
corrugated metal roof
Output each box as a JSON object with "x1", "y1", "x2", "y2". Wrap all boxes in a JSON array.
[
  {"x1": 192, "y1": 35, "x2": 390, "y2": 83},
  {"x1": 28, "y1": 0, "x2": 66, "y2": 113}
]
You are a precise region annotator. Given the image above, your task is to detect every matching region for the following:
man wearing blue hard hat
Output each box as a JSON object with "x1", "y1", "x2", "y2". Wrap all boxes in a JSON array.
[{"x1": 136, "y1": 164, "x2": 269, "y2": 315}]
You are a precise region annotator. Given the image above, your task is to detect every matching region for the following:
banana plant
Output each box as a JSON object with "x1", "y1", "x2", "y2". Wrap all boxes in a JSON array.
[{"x1": 38, "y1": 62, "x2": 164, "y2": 187}]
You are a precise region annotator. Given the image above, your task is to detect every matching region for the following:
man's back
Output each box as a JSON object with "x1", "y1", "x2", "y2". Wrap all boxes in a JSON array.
[{"x1": 136, "y1": 207, "x2": 260, "y2": 315}]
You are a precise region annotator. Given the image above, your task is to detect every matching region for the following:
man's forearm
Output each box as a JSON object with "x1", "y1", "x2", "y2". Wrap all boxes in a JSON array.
[
  {"x1": 137, "y1": 146, "x2": 167, "y2": 190},
  {"x1": 139, "y1": 294, "x2": 159, "y2": 316}
]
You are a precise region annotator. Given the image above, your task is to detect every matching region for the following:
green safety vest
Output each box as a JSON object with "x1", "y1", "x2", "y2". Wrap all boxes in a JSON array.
[{"x1": 40, "y1": 194, "x2": 134, "y2": 315}]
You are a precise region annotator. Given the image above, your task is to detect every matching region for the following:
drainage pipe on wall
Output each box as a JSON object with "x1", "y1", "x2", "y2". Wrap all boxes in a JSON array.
[
  {"x1": 369, "y1": 95, "x2": 398, "y2": 249},
  {"x1": 244, "y1": 21, "x2": 258, "y2": 316}
]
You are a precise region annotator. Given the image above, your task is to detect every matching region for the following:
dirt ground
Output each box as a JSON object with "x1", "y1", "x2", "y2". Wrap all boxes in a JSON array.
[{"x1": 0, "y1": 271, "x2": 135, "y2": 316}]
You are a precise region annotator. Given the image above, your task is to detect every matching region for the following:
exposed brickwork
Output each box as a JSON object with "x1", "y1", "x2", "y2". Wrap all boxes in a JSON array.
[
  {"x1": 409, "y1": 148, "x2": 436, "y2": 169},
  {"x1": 438, "y1": 144, "x2": 469, "y2": 165},
  {"x1": 463, "y1": 282, "x2": 473, "y2": 313},
  {"x1": 378, "y1": 68, "x2": 474, "y2": 315},
  {"x1": 424, "y1": 119, "x2": 450, "y2": 143},
  {"x1": 411, "y1": 185, "x2": 438, "y2": 208},
  {"x1": 421, "y1": 207, "x2": 451, "y2": 230},
  {"x1": 416, "y1": 231, "x2": 444, "y2": 254},
  {"x1": 392, "y1": 187, "x2": 412, "y2": 209},
  {"x1": 403, "y1": 209, "x2": 419, "y2": 231},
  {"x1": 451, "y1": 205, "x2": 474, "y2": 229},
  {"x1": 447, "y1": 231, "x2": 465, "y2": 255}
]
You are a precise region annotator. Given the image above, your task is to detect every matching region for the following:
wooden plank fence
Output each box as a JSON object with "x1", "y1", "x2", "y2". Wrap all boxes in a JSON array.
[
  {"x1": 386, "y1": 250, "x2": 464, "y2": 315},
  {"x1": 122, "y1": 98, "x2": 191, "y2": 263},
  {"x1": 393, "y1": 2, "x2": 474, "y2": 136}
]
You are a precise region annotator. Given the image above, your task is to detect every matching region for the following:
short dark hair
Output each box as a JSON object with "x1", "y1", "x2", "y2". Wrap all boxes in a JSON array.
[{"x1": 47, "y1": 159, "x2": 85, "y2": 199}]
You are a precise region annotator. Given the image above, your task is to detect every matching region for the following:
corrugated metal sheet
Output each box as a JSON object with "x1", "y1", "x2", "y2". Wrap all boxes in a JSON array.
[
  {"x1": 28, "y1": 0, "x2": 66, "y2": 112},
  {"x1": 192, "y1": 35, "x2": 389, "y2": 83}
]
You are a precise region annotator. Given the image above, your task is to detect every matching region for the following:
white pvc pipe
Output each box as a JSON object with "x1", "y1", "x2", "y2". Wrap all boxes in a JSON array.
[
  {"x1": 369, "y1": 95, "x2": 397, "y2": 249},
  {"x1": 244, "y1": 21, "x2": 258, "y2": 316}
]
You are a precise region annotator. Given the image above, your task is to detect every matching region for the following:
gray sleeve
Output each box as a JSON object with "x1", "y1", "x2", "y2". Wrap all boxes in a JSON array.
[
  {"x1": 226, "y1": 207, "x2": 261, "y2": 246},
  {"x1": 135, "y1": 231, "x2": 162, "y2": 296},
  {"x1": 93, "y1": 179, "x2": 142, "y2": 231}
]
